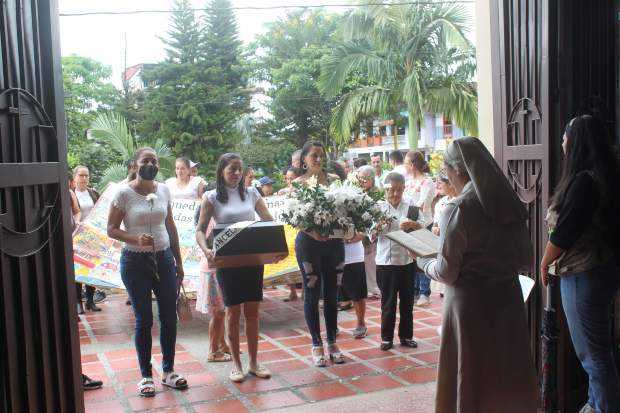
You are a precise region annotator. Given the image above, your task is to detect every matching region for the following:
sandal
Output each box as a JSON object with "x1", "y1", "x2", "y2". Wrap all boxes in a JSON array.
[
  {"x1": 229, "y1": 369, "x2": 245, "y2": 383},
  {"x1": 352, "y1": 326, "x2": 368, "y2": 339},
  {"x1": 248, "y1": 365, "x2": 271, "y2": 379},
  {"x1": 161, "y1": 371, "x2": 188, "y2": 390},
  {"x1": 327, "y1": 344, "x2": 345, "y2": 364},
  {"x1": 311, "y1": 346, "x2": 328, "y2": 368},
  {"x1": 138, "y1": 377, "x2": 156, "y2": 397},
  {"x1": 207, "y1": 351, "x2": 232, "y2": 363}
]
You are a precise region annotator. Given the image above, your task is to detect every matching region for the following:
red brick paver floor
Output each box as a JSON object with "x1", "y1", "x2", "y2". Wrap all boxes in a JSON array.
[{"x1": 81, "y1": 290, "x2": 441, "y2": 412}]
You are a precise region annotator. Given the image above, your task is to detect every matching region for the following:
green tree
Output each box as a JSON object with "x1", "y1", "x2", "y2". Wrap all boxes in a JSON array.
[
  {"x1": 253, "y1": 10, "x2": 344, "y2": 151},
  {"x1": 319, "y1": 2, "x2": 477, "y2": 149},
  {"x1": 90, "y1": 112, "x2": 173, "y2": 191},
  {"x1": 162, "y1": 0, "x2": 201, "y2": 64},
  {"x1": 62, "y1": 55, "x2": 120, "y2": 184},
  {"x1": 138, "y1": 0, "x2": 251, "y2": 179},
  {"x1": 202, "y1": 0, "x2": 244, "y2": 86}
]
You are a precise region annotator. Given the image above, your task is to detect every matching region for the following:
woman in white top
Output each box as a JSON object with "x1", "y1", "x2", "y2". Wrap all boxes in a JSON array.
[
  {"x1": 403, "y1": 150, "x2": 434, "y2": 307},
  {"x1": 107, "y1": 147, "x2": 187, "y2": 397},
  {"x1": 196, "y1": 153, "x2": 277, "y2": 384},
  {"x1": 72, "y1": 165, "x2": 102, "y2": 313},
  {"x1": 430, "y1": 175, "x2": 456, "y2": 297},
  {"x1": 403, "y1": 151, "x2": 435, "y2": 224},
  {"x1": 356, "y1": 165, "x2": 382, "y2": 299},
  {"x1": 165, "y1": 157, "x2": 206, "y2": 200},
  {"x1": 432, "y1": 175, "x2": 457, "y2": 236}
]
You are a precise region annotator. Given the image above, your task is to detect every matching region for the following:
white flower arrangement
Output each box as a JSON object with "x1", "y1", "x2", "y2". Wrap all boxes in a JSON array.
[
  {"x1": 146, "y1": 193, "x2": 158, "y2": 204},
  {"x1": 281, "y1": 178, "x2": 390, "y2": 238}
]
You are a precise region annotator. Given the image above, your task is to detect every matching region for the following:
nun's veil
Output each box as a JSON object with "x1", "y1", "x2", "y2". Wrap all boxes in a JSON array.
[{"x1": 444, "y1": 137, "x2": 528, "y2": 225}]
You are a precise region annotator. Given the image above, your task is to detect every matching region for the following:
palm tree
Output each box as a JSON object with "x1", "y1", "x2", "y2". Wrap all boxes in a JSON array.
[
  {"x1": 319, "y1": 1, "x2": 477, "y2": 149},
  {"x1": 89, "y1": 112, "x2": 173, "y2": 191}
]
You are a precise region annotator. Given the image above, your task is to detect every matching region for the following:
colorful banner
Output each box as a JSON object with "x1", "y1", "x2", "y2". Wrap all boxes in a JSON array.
[
  {"x1": 262, "y1": 196, "x2": 301, "y2": 287},
  {"x1": 73, "y1": 188, "x2": 300, "y2": 291}
]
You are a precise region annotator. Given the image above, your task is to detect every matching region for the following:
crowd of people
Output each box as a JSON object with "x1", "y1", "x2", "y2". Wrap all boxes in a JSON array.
[{"x1": 69, "y1": 114, "x2": 620, "y2": 412}]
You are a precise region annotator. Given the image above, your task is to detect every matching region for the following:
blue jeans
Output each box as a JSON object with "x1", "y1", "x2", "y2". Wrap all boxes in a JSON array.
[
  {"x1": 560, "y1": 261, "x2": 620, "y2": 412},
  {"x1": 414, "y1": 271, "x2": 431, "y2": 298},
  {"x1": 120, "y1": 248, "x2": 178, "y2": 378},
  {"x1": 295, "y1": 233, "x2": 344, "y2": 347}
]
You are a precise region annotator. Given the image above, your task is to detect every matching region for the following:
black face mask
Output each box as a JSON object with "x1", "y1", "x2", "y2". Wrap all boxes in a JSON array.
[{"x1": 138, "y1": 164, "x2": 158, "y2": 181}]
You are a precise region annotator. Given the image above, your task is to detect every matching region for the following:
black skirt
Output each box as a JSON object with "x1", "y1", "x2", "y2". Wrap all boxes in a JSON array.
[
  {"x1": 216, "y1": 265, "x2": 264, "y2": 307},
  {"x1": 342, "y1": 262, "x2": 368, "y2": 301}
]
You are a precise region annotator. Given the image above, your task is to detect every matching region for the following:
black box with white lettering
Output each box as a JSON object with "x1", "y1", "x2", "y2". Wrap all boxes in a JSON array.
[{"x1": 212, "y1": 221, "x2": 288, "y2": 269}]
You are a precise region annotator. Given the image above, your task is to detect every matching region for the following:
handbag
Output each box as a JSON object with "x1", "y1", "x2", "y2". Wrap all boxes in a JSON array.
[{"x1": 176, "y1": 284, "x2": 193, "y2": 323}]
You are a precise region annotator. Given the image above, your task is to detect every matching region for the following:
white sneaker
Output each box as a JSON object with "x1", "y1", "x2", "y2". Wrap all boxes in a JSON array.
[{"x1": 415, "y1": 295, "x2": 431, "y2": 307}]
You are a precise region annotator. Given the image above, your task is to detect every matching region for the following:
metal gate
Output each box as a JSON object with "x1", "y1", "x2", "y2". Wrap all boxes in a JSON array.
[{"x1": 0, "y1": 1, "x2": 83, "y2": 412}]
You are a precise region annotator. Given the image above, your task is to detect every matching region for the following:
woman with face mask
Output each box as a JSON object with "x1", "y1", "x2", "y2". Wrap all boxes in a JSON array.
[{"x1": 107, "y1": 147, "x2": 187, "y2": 398}]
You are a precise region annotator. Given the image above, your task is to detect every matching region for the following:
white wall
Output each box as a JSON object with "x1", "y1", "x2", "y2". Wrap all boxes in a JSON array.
[{"x1": 475, "y1": 0, "x2": 495, "y2": 155}]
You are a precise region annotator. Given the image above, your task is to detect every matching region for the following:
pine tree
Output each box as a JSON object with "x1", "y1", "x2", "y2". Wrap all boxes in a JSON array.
[
  {"x1": 202, "y1": 0, "x2": 244, "y2": 87},
  {"x1": 161, "y1": 0, "x2": 200, "y2": 64},
  {"x1": 136, "y1": 0, "x2": 252, "y2": 178}
]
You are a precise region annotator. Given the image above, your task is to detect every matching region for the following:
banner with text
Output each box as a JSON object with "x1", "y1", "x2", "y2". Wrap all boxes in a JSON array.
[{"x1": 73, "y1": 188, "x2": 300, "y2": 291}]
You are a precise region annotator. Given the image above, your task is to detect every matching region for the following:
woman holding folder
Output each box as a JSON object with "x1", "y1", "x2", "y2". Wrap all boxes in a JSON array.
[
  {"x1": 196, "y1": 153, "x2": 275, "y2": 383},
  {"x1": 416, "y1": 137, "x2": 537, "y2": 412}
]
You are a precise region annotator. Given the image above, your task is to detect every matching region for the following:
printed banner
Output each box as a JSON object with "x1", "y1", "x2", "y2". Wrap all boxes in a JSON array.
[
  {"x1": 73, "y1": 184, "x2": 204, "y2": 292},
  {"x1": 73, "y1": 188, "x2": 300, "y2": 291},
  {"x1": 262, "y1": 196, "x2": 301, "y2": 286}
]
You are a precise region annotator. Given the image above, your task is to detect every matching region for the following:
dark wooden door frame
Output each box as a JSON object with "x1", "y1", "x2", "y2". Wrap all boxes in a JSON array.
[
  {"x1": 490, "y1": 0, "x2": 618, "y2": 411},
  {"x1": 1, "y1": 0, "x2": 83, "y2": 411},
  {"x1": 489, "y1": 0, "x2": 565, "y2": 411}
]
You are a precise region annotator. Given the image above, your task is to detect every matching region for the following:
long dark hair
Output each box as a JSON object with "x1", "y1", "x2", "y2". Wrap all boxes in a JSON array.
[
  {"x1": 552, "y1": 115, "x2": 620, "y2": 232},
  {"x1": 327, "y1": 160, "x2": 346, "y2": 181},
  {"x1": 216, "y1": 153, "x2": 246, "y2": 204},
  {"x1": 300, "y1": 140, "x2": 326, "y2": 170}
]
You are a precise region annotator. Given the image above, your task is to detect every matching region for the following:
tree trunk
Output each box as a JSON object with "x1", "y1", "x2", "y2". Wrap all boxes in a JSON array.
[
  {"x1": 393, "y1": 120, "x2": 398, "y2": 151},
  {"x1": 407, "y1": 108, "x2": 419, "y2": 150}
]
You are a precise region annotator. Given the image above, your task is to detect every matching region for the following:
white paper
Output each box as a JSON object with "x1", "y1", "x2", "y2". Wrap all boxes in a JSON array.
[
  {"x1": 385, "y1": 229, "x2": 439, "y2": 258},
  {"x1": 518, "y1": 275, "x2": 535, "y2": 302}
]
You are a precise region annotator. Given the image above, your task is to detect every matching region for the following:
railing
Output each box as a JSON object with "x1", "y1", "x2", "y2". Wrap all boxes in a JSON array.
[{"x1": 381, "y1": 134, "x2": 408, "y2": 148}]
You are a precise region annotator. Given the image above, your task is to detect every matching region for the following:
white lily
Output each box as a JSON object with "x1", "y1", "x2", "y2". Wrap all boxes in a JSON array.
[{"x1": 146, "y1": 193, "x2": 158, "y2": 204}]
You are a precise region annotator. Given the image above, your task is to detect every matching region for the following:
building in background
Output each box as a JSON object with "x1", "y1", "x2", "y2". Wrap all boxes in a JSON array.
[
  {"x1": 345, "y1": 113, "x2": 464, "y2": 160},
  {"x1": 121, "y1": 63, "x2": 155, "y2": 92}
]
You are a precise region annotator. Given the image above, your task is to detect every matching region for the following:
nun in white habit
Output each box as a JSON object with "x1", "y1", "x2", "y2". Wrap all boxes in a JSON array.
[{"x1": 417, "y1": 137, "x2": 538, "y2": 413}]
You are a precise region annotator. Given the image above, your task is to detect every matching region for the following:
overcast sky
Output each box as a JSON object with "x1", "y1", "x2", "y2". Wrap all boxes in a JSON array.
[
  {"x1": 59, "y1": 1, "x2": 476, "y2": 88},
  {"x1": 58, "y1": 0, "x2": 361, "y2": 87}
]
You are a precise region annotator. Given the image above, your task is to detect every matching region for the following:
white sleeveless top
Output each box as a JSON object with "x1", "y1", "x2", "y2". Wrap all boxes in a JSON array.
[
  {"x1": 112, "y1": 183, "x2": 172, "y2": 252},
  {"x1": 344, "y1": 240, "x2": 365, "y2": 265},
  {"x1": 165, "y1": 176, "x2": 203, "y2": 200},
  {"x1": 204, "y1": 186, "x2": 261, "y2": 224}
]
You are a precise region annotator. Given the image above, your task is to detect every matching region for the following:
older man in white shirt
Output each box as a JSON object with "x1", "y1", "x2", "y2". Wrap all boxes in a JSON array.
[{"x1": 374, "y1": 172, "x2": 426, "y2": 351}]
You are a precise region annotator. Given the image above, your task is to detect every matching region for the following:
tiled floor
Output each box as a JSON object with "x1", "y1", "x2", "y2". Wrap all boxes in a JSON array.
[{"x1": 80, "y1": 289, "x2": 442, "y2": 412}]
